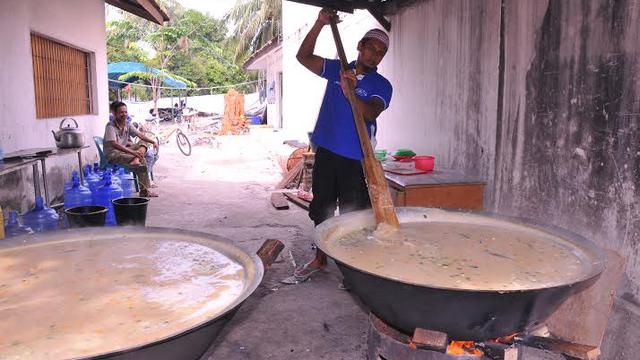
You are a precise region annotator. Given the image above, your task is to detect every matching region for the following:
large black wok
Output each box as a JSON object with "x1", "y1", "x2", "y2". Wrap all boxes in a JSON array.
[
  {"x1": 314, "y1": 207, "x2": 606, "y2": 340},
  {"x1": 0, "y1": 227, "x2": 267, "y2": 360}
]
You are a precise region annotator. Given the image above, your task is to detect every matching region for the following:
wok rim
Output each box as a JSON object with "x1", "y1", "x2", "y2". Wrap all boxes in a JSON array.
[
  {"x1": 0, "y1": 226, "x2": 264, "y2": 359},
  {"x1": 314, "y1": 207, "x2": 606, "y2": 293}
]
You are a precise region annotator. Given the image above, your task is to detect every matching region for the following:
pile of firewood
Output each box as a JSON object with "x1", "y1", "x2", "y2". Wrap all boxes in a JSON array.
[{"x1": 220, "y1": 89, "x2": 248, "y2": 135}]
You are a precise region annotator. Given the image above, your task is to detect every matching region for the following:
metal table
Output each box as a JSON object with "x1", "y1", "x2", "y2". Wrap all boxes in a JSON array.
[
  {"x1": 34, "y1": 146, "x2": 90, "y2": 205},
  {"x1": 0, "y1": 158, "x2": 44, "y2": 201},
  {"x1": 3, "y1": 146, "x2": 90, "y2": 205}
]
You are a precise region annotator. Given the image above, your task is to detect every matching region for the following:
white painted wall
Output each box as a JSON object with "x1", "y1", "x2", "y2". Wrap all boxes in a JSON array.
[
  {"x1": 282, "y1": 3, "x2": 379, "y2": 142},
  {"x1": 0, "y1": 0, "x2": 108, "y2": 154},
  {"x1": 0, "y1": 0, "x2": 109, "y2": 208},
  {"x1": 265, "y1": 46, "x2": 283, "y2": 128},
  {"x1": 378, "y1": 1, "x2": 500, "y2": 172},
  {"x1": 245, "y1": 45, "x2": 282, "y2": 128}
]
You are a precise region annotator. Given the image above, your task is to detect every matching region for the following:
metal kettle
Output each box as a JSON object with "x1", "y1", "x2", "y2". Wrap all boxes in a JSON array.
[{"x1": 52, "y1": 118, "x2": 84, "y2": 148}]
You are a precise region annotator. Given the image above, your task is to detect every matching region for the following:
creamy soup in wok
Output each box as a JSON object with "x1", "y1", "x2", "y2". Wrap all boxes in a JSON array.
[
  {"x1": 327, "y1": 221, "x2": 591, "y2": 291},
  {"x1": 0, "y1": 238, "x2": 246, "y2": 359}
]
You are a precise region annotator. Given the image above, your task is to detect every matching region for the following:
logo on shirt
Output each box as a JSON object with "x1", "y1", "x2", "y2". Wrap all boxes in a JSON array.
[{"x1": 355, "y1": 88, "x2": 368, "y2": 97}]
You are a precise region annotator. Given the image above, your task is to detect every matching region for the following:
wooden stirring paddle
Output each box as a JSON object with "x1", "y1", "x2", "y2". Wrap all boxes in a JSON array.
[{"x1": 328, "y1": 16, "x2": 400, "y2": 229}]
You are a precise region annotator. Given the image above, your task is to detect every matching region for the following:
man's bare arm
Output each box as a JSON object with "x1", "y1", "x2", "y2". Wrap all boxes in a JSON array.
[
  {"x1": 296, "y1": 8, "x2": 336, "y2": 75},
  {"x1": 110, "y1": 141, "x2": 143, "y2": 160},
  {"x1": 340, "y1": 70, "x2": 386, "y2": 121},
  {"x1": 138, "y1": 133, "x2": 157, "y2": 147}
]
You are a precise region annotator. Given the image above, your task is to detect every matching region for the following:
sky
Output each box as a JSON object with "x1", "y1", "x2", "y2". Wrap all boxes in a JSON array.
[{"x1": 178, "y1": 0, "x2": 237, "y2": 19}]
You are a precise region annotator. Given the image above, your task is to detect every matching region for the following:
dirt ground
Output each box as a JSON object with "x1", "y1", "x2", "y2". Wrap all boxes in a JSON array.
[{"x1": 145, "y1": 128, "x2": 370, "y2": 359}]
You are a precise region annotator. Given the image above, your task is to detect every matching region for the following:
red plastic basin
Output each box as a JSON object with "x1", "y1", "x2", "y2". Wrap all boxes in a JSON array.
[{"x1": 414, "y1": 156, "x2": 435, "y2": 171}]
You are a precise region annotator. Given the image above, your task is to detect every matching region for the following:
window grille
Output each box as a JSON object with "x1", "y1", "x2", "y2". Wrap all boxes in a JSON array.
[{"x1": 31, "y1": 33, "x2": 93, "y2": 118}]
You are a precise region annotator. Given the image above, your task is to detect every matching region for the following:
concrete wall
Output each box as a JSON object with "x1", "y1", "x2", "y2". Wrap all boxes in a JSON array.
[
  {"x1": 381, "y1": 0, "x2": 501, "y2": 198},
  {"x1": 383, "y1": 0, "x2": 640, "y2": 356},
  {"x1": 0, "y1": 0, "x2": 108, "y2": 211},
  {"x1": 264, "y1": 46, "x2": 283, "y2": 128},
  {"x1": 282, "y1": 3, "x2": 378, "y2": 141},
  {"x1": 496, "y1": 1, "x2": 640, "y2": 356}
]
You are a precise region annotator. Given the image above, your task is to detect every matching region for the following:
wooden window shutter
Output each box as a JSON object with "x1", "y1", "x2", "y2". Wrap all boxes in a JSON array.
[{"x1": 31, "y1": 34, "x2": 92, "y2": 119}]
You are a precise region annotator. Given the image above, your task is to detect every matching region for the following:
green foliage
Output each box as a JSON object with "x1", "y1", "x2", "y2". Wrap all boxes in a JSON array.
[
  {"x1": 106, "y1": 1, "x2": 251, "y2": 91},
  {"x1": 226, "y1": 0, "x2": 282, "y2": 63},
  {"x1": 106, "y1": 19, "x2": 148, "y2": 63}
]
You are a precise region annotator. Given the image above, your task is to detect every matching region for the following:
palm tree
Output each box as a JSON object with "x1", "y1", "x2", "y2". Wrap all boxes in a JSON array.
[{"x1": 226, "y1": 0, "x2": 282, "y2": 63}]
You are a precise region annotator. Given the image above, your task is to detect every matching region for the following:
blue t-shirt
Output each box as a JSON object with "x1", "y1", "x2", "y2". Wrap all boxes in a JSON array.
[{"x1": 311, "y1": 59, "x2": 393, "y2": 160}]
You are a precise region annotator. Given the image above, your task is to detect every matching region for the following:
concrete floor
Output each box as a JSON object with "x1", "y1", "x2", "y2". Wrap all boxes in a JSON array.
[{"x1": 145, "y1": 129, "x2": 370, "y2": 360}]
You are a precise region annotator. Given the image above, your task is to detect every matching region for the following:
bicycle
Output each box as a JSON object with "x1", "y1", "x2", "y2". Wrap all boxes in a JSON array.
[{"x1": 144, "y1": 114, "x2": 192, "y2": 156}]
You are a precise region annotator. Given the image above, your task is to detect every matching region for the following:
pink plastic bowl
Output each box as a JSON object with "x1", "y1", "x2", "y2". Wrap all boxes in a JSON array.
[{"x1": 414, "y1": 156, "x2": 435, "y2": 171}]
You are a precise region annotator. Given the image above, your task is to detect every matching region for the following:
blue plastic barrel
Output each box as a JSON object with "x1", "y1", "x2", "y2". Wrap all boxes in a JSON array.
[
  {"x1": 92, "y1": 173, "x2": 123, "y2": 226},
  {"x1": 95, "y1": 169, "x2": 122, "y2": 194},
  {"x1": 64, "y1": 171, "x2": 79, "y2": 191},
  {"x1": 22, "y1": 196, "x2": 59, "y2": 233},
  {"x1": 4, "y1": 211, "x2": 34, "y2": 237},
  {"x1": 116, "y1": 168, "x2": 136, "y2": 197},
  {"x1": 93, "y1": 162, "x2": 103, "y2": 176},
  {"x1": 108, "y1": 169, "x2": 122, "y2": 189},
  {"x1": 64, "y1": 177, "x2": 93, "y2": 209},
  {"x1": 85, "y1": 166, "x2": 104, "y2": 194}
]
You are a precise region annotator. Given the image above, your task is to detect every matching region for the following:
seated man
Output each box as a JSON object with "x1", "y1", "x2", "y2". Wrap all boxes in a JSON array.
[
  {"x1": 104, "y1": 101, "x2": 158, "y2": 197},
  {"x1": 132, "y1": 122, "x2": 159, "y2": 187}
]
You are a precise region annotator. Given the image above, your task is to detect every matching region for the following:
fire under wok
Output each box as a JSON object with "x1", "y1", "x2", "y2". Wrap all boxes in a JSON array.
[
  {"x1": 314, "y1": 207, "x2": 606, "y2": 340},
  {"x1": 0, "y1": 227, "x2": 270, "y2": 360}
]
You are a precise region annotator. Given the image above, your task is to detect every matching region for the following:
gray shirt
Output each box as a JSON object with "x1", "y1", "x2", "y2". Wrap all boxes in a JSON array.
[{"x1": 103, "y1": 121, "x2": 140, "y2": 156}]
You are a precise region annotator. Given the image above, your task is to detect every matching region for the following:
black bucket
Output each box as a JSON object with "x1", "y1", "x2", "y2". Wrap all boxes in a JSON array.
[
  {"x1": 65, "y1": 206, "x2": 108, "y2": 228},
  {"x1": 112, "y1": 197, "x2": 150, "y2": 226}
]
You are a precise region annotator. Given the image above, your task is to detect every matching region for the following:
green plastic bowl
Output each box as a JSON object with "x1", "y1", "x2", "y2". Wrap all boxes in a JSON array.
[
  {"x1": 395, "y1": 148, "x2": 416, "y2": 157},
  {"x1": 374, "y1": 149, "x2": 387, "y2": 161}
]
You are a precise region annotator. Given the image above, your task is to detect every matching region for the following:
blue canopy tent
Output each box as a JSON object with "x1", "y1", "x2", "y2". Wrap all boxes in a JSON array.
[{"x1": 107, "y1": 62, "x2": 188, "y2": 89}]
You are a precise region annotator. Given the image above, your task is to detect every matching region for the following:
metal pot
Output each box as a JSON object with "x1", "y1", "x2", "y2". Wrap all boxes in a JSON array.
[
  {"x1": 314, "y1": 207, "x2": 606, "y2": 340},
  {"x1": 52, "y1": 117, "x2": 84, "y2": 148},
  {"x1": 0, "y1": 227, "x2": 266, "y2": 359}
]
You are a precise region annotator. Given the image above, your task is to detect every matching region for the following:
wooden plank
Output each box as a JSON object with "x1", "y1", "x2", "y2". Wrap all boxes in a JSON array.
[
  {"x1": 544, "y1": 249, "x2": 626, "y2": 347},
  {"x1": 328, "y1": 17, "x2": 400, "y2": 228},
  {"x1": 136, "y1": 0, "x2": 166, "y2": 25},
  {"x1": 270, "y1": 192, "x2": 290, "y2": 210},
  {"x1": 256, "y1": 239, "x2": 285, "y2": 268},
  {"x1": 404, "y1": 184, "x2": 484, "y2": 209},
  {"x1": 476, "y1": 342, "x2": 519, "y2": 360},
  {"x1": 105, "y1": 0, "x2": 166, "y2": 25},
  {"x1": 514, "y1": 336, "x2": 600, "y2": 360},
  {"x1": 283, "y1": 192, "x2": 310, "y2": 210},
  {"x1": 411, "y1": 327, "x2": 448, "y2": 352},
  {"x1": 276, "y1": 161, "x2": 303, "y2": 189}
]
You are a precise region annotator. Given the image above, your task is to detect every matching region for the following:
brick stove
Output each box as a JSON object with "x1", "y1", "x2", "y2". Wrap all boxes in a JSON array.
[{"x1": 367, "y1": 313, "x2": 600, "y2": 360}]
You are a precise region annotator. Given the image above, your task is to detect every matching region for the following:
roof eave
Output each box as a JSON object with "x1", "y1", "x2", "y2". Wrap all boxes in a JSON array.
[
  {"x1": 106, "y1": 0, "x2": 170, "y2": 25},
  {"x1": 242, "y1": 35, "x2": 283, "y2": 71}
]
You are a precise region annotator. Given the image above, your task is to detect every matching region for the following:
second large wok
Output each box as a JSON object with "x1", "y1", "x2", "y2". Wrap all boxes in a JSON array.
[
  {"x1": 0, "y1": 227, "x2": 271, "y2": 360},
  {"x1": 314, "y1": 207, "x2": 605, "y2": 340}
]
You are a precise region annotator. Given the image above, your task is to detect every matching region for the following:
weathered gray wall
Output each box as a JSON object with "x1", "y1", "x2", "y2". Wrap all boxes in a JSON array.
[
  {"x1": 384, "y1": 0, "x2": 640, "y2": 356},
  {"x1": 378, "y1": 0, "x2": 500, "y2": 201},
  {"x1": 495, "y1": 1, "x2": 640, "y2": 356},
  {"x1": 498, "y1": 0, "x2": 640, "y2": 304}
]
